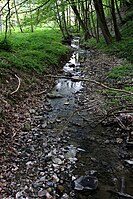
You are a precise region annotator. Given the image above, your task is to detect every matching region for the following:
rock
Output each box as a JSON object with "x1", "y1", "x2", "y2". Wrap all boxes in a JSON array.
[
  {"x1": 29, "y1": 109, "x2": 36, "y2": 114},
  {"x1": 26, "y1": 161, "x2": 34, "y2": 169},
  {"x1": 42, "y1": 122, "x2": 47, "y2": 128},
  {"x1": 38, "y1": 189, "x2": 47, "y2": 197},
  {"x1": 116, "y1": 138, "x2": 123, "y2": 144},
  {"x1": 104, "y1": 139, "x2": 110, "y2": 144},
  {"x1": 57, "y1": 184, "x2": 65, "y2": 193},
  {"x1": 74, "y1": 175, "x2": 98, "y2": 191},
  {"x1": 46, "y1": 192, "x2": 53, "y2": 199},
  {"x1": 61, "y1": 193, "x2": 69, "y2": 199},
  {"x1": 47, "y1": 181, "x2": 54, "y2": 187},
  {"x1": 64, "y1": 101, "x2": 70, "y2": 105},
  {"x1": 52, "y1": 157, "x2": 63, "y2": 165},
  {"x1": 124, "y1": 159, "x2": 133, "y2": 165},
  {"x1": 52, "y1": 174, "x2": 59, "y2": 182},
  {"x1": 65, "y1": 145, "x2": 77, "y2": 160},
  {"x1": 16, "y1": 191, "x2": 23, "y2": 198}
]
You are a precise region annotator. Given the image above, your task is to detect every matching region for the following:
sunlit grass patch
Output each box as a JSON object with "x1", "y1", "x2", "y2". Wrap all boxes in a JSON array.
[{"x1": 0, "y1": 28, "x2": 68, "y2": 72}]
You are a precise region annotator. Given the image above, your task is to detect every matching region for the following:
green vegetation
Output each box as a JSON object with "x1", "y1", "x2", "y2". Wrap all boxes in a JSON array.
[
  {"x1": 107, "y1": 63, "x2": 133, "y2": 79},
  {"x1": 0, "y1": 28, "x2": 68, "y2": 72}
]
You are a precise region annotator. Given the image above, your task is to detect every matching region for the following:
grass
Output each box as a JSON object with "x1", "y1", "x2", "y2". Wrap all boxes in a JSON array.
[
  {"x1": 107, "y1": 63, "x2": 133, "y2": 79},
  {"x1": 0, "y1": 28, "x2": 68, "y2": 72}
]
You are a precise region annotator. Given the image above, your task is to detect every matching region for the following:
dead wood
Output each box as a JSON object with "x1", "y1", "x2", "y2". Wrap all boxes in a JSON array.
[
  {"x1": 107, "y1": 190, "x2": 133, "y2": 199},
  {"x1": 44, "y1": 75, "x2": 133, "y2": 96},
  {"x1": 10, "y1": 74, "x2": 21, "y2": 95}
]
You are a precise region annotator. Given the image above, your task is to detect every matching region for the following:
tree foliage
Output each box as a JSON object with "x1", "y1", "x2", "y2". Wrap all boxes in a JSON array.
[{"x1": 0, "y1": 0, "x2": 133, "y2": 45}]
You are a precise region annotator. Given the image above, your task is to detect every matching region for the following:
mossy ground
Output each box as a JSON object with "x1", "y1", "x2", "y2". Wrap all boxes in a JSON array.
[{"x1": 0, "y1": 28, "x2": 69, "y2": 73}]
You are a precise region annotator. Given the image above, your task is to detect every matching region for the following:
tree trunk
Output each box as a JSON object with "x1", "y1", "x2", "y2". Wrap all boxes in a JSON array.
[
  {"x1": 5, "y1": 0, "x2": 10, "y2": 40},
  {"x1": 55, "y1": 0, "x2": 66, "y2": 39},
  {"x1": 93, "y1": 0, "x2": 112, "y2": 45},
  {"x1": 111, "y1": 0, "x2": 121, "y2": 41},
  {"x1": 115, "y1": 0, "x2": 124, "y2": 23},
  {"x1": 13, "y1": 0, "x2": 23, "y2": 33},
  {"x1": 69, "y1": 0, "x2": 91, "y2": 40}
]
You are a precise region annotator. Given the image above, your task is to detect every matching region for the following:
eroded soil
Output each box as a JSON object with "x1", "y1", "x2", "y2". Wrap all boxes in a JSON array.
[{"x1": 0, "y1": 40, "x2": 133, "y2": 199}]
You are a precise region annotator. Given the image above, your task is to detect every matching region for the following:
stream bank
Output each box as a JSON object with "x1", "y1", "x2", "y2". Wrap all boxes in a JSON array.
[{"x1": 1, "y1": 38, "x2": 133, "y2": 199}]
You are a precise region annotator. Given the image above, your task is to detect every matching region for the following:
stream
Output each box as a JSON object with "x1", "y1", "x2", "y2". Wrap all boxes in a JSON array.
[{"x1": 4, "y1": 38, "x2": 133, "y2": 199}]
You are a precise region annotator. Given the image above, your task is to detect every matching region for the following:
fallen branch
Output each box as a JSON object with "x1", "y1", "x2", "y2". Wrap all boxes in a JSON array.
[
  {"x1": 35, "y1": 90, "x2": 47, "y2": 95},
  {"x1": 10, "y1": 74, "x2": 21, "y2": 95},
  {"x1": 44, "y1": 75, "x2": 133, "y2": 96},
  {"x1": 107, "y1": 190, "x2": 133, "y2": 199}
]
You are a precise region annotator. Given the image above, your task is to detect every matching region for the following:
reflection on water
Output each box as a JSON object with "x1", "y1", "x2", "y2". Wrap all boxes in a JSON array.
[
  {"x1": 54, "y1": 37, "x2": 84, "y2": 94},
  {"x1": 56, "y1": 79, "x2": 83, "y2": 94},
  {"x1": 71, "y1": 37, "x2": 80, "y2": 49},
  {"x1": 69, "y1": 51, "x2": 80, "y2": 66}
]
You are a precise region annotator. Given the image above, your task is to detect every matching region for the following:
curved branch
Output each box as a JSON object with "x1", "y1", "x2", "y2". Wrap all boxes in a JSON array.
[{"x1": 10, "y1": 74, "x2": 21, "y2": 95}]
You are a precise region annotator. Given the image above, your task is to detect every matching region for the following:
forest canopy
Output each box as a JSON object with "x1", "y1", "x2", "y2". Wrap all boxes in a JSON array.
[{"x1": 0, "y1": 0, "x2": 133, "y2": 43}]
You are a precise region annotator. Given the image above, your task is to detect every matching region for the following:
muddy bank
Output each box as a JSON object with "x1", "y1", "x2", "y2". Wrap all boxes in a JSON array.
[{"x1": 0, "y1": 38, "x2": 133, "y2": 199}]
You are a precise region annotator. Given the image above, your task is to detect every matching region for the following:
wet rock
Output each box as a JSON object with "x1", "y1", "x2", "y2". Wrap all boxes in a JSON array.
[
  {"x1": 124, "y1": 159, "x2": 133, "y2": 165},
  {"x1": 64, "y1": 101, "x2": 70, "y2": 105},
  {"x1": 61, "y1": 193, "x2": 69, "y2": 199},
  {"x1": 74, "y1": 175, "x2": 98, "y2": 191}
]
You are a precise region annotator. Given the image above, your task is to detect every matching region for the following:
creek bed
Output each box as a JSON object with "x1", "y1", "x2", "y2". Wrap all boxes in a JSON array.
[{"x1": 3, "y1": 38, "x2": 133, "y2": 199}]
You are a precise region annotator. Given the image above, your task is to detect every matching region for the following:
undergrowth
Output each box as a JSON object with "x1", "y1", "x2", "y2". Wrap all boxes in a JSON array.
[{"x1": 0, "y1": 28, "x2": 68, "y2": 72}]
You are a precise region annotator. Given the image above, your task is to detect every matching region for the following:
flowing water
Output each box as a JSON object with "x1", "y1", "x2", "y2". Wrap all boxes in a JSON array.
[{"x1": 46, "y1": 37, "x2": 133, "y2": 198}]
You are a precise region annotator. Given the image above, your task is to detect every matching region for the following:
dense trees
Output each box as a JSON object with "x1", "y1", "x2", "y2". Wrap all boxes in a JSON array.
[{"x1": 0, "y1": 0, "x2": 133, "y2": 45}]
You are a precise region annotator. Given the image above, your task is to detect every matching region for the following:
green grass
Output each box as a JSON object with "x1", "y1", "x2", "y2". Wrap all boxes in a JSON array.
[
  {"x1": 107, "y1": 63, "x2": 133, "y2": 79},
  {"x1": 0, "y1": 28, "x2": 68, "y2": 72}
]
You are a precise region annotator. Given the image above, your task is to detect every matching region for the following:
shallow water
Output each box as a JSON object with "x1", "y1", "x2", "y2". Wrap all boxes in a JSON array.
[{"x1": 47, "y1": 38, "x2": 133, "y2": 199}]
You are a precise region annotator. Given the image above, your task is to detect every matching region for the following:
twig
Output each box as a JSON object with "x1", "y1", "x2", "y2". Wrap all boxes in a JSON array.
[
  {"x1": 115, "y1": 116, "x2": 129, "y2": 131},
  {"x1": 44, "y1": 75, "x2": 133, "y2": 96},
  {"x1": 35, "y1": 90, "x2": 47, "y2": 95},
  {"x1": 10, "y1": 74, "x2": 21, "y2": 95},
  {"x1": 107, "y1": 190, "x2": 133, "y2": 199}
]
